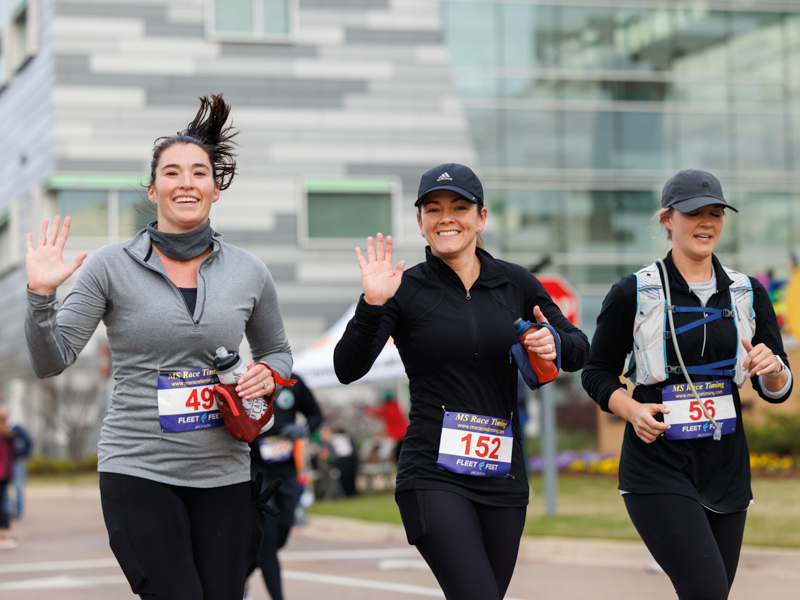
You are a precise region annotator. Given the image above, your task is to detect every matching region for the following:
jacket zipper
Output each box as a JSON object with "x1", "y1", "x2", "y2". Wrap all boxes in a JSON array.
[
  {"x1": 465, "y1": 289, "x2": 480, "y2": 363},
  {"x1": 125, "y1": 246, "x2": 216, "y2": 327}
]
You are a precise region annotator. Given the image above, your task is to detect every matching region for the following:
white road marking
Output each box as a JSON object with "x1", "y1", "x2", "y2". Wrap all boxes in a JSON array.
[
  {"x1": 377, "y1": 558, "x2": 430, "y2": 570},
  {"x1": 0, "y1": 575, "x2": 128, "y2": 590},
  {"x1": 0, "y1": 558, "x2": 119, "y2": 575},
  {"x1": 283, "y1": 570, "x2": 445, "y2": 597},
  {"x1": 281, "y1": 548, "x2": 418, "y2": 561},
  {"x1": 283, "y1": 570, "x2": 530, "y2": 599}
]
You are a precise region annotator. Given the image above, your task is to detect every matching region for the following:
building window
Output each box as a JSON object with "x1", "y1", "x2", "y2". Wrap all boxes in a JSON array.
[
  {"x1": 0, "y1": 203, "x2": 21, "y2": 275},
  {"x1": 2, "y1": 0, "x2": 39, "y2": 79},
  {"x1": 209, "y1": 0, "x2": 292, "y2": 40},
  {"x1": 56, "y1": 189, "x2": 110, "y2": 238},
  {"x1": 48, "y1": 176, "x2": 152, "y2": 241},
  {"x1": 304, "y1": 178, "x2": 395, "y2": 243}
]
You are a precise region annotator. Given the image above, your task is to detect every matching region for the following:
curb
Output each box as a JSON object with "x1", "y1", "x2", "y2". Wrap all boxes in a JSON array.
[{"x1": 304, "y1": 515, "x2": 800, "y2": 573}]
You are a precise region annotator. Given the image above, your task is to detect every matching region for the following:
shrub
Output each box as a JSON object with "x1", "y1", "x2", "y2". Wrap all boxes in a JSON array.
[
  {"x1": 28, "y1": 454, "x2": 98, "y2": 476},
  {"x1": 745, "y1": 413, "x2": 800, "y2": 456}
]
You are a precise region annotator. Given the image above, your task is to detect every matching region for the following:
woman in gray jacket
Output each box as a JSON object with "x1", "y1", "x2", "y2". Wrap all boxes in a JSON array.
[{"x1": 24, "y1": 95, "x2": 293, "y2": 600}]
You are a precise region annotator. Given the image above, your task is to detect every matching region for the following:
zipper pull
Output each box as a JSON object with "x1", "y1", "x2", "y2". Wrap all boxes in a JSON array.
[{"x1": 466, "y1": 290, "x2": 471, "y2": 300}]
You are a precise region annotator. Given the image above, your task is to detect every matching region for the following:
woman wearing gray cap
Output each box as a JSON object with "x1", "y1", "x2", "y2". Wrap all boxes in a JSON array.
[
  {"x1": 335, "y1": 163, "x2": 588, "y2": 600},
  {"x1": 582, "y1": 169, "x2": 792, "y2": 599}
]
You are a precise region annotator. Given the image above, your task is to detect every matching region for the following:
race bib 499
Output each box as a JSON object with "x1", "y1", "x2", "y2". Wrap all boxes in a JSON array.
[{"x1": 157, "y1": 368, "x2": 223, "y2": 433}]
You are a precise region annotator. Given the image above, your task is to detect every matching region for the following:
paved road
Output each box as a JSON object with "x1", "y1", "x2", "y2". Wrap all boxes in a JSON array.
[{"x1": 1, "y1": 484, "x2": 799, "y2": 599}]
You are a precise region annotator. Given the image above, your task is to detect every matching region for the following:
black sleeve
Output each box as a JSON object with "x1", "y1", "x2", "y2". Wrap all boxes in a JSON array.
[
  {"x1": 293, "y1": 376, "x2": 324, "y2": 434},
  {"x1": 581, "y1": 275, "x2": 637, "y2": 412},
  {"x1": 747, "y1": 278, "x2": 793, "y2": 404},
  {"x1": 525, "y1": 275, "x2": 589, "y2": 372},
  {"x1": 333, "y1": 295, "x2": 399, "y2": 384}
]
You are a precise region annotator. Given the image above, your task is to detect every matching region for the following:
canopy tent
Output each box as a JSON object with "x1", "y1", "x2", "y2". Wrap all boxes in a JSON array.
[{"x1": 292, "y1": 303, "x2": 406, "y2": 389}]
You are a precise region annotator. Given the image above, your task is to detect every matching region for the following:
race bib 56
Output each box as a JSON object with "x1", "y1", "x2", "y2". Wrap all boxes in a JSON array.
[{"x1": 662, "y1": 379, "x2": 736, "y2": 440}]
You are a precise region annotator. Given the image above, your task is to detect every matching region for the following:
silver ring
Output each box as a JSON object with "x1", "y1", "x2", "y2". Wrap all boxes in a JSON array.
[
  {"x1": 547, "y1": 343, "x2": 554, "y2": 353},
  {"x1": 262, "y1": 380, "x2": 268, "y2": 391}
]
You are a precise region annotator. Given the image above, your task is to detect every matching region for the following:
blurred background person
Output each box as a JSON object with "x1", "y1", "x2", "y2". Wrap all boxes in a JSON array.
[
  {"x1": 3, "y1": 413, "x2": 32, "y2": 522},
  {"x1": 365, "y1": 390, "x2": 408, "y2": 464},
  {"x1": 0, "y1": 407, "x2": 16, "y2": 549},
  {"x1": 247, "y1": 372, "x2": 323, "y2": 600}
]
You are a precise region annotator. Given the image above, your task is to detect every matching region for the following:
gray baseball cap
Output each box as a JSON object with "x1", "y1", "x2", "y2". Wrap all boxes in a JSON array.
[{"x1": 661, "y1": 169, "x2": 738, "y2": 213}]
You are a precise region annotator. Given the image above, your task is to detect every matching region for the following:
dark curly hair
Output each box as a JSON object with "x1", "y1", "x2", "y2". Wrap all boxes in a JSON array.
[{"x1": 149, "y1": 94, "x2": 239, "y2": 191}]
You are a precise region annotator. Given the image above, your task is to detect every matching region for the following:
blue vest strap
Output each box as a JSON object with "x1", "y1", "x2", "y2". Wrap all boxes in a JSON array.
[{"x1": 666, "y1": 358, "x2": 737, "y2": 378}]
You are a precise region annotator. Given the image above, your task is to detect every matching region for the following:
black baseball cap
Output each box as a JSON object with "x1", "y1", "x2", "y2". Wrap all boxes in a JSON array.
[
  {"x1": 415, "y1": 163, "x2": 484, "y2": 207},
  {"x1": 661, "y1": 169, "x2": 738, "y2": 213}
]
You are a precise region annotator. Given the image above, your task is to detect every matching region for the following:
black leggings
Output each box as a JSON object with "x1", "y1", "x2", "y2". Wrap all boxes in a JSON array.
[
  {"x1": 100, "y1": 472, "x2": 263, "y2": 600},
  {"x1": 624, "y1": 493, "x2": 747, "y2": 600},
  {"x1": 0, "y1": 480, "x2": 9, "y2": 529},
  {"x1": 396, "y1": 489, "x2": 526, "y2": 600}
]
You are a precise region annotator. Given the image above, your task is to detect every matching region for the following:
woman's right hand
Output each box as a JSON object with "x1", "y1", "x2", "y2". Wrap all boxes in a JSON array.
[
  {"x1": 608, "y1": 389, "x2": 669, "y2": 444},
  {"x1": 26, "y1": 216, "x2": 88, "y2": 295},
  {"x1": 355, "y1": 233, "x2": 405, "y2": 306}
]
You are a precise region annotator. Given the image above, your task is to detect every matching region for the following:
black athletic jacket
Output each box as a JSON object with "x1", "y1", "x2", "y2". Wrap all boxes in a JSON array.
[
  {"x1": 582, "y1": 252, "x2": 792, "y2": 512},
  {"x1": 335, "y1": 247, "x2": 588, "y2": 507}
]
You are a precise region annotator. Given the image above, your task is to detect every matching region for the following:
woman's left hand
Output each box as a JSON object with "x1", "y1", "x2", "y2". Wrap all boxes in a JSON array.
[
  {"x1": 236, "y1": 363, "x2": 275, "y2": 400},
  {"x1": 522, "y1": 306, "x2": 559, "y2": 360},
  {"x1": 741, "y1": 338, "x2": 783, "y2": 378}
]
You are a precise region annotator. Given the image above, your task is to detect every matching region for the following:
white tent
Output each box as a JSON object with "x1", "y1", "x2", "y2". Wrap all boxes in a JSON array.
[{"x1": 292, "y1": 303, "x2": 406, "y2": 389}]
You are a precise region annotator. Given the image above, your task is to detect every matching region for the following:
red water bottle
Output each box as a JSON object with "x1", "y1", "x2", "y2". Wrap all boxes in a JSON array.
[{"x1": 513, "y1": 318, "x2": 558, "y2": 384}]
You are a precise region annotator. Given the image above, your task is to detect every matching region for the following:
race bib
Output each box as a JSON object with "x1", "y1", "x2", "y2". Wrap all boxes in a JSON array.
[
  {"x1": 437, "y1": 411, "x2": 513, "y2": 478},
  {"x1": 157, "y1": 368, "x2": 224, "y2": 433},
  {"x1": 662, "y1": 379, "x2": 736, "y2": 440},
  {"x1": 258, "y1": 436, "x2": 294, "y2": 463}
]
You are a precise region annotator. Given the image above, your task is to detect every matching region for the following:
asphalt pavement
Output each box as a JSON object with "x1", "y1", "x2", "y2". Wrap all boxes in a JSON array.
[{"x1": 1, "y1": 483, "x2": 799, "y2": 599}]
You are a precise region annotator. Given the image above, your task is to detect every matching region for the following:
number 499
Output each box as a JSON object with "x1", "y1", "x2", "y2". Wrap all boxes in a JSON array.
[{"x1": 185, "y1": 387, "x2": 215, "y2": 411}]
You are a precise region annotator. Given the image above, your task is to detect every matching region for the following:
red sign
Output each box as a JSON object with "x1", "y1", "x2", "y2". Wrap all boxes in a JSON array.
[{"x1": 538, "y1": 274, "x2": 580, "y2": 326}]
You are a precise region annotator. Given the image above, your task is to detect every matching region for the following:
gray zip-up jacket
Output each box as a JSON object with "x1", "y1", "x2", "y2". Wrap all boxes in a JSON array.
[{"x1": 25, "y1": 228, "x2": 292, "y2": 488}]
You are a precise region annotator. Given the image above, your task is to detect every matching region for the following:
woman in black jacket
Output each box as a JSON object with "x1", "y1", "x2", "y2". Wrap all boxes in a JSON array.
[
  {"x1": 335, "y1": 163, "x2": 588, "y2": 600},
  {"x1": 582, "y1": 169, "x2": 792, "y2": 600}
]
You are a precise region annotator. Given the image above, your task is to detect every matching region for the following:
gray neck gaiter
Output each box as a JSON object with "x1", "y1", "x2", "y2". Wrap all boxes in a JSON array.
[{"x1": 146, "y1": 220, "x2": 213, "y2": 260}]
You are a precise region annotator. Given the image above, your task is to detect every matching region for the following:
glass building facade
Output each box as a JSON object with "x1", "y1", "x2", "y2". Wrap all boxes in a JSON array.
[{"x1": 440, "y1": 1, "x2": 800, "y2": 327}]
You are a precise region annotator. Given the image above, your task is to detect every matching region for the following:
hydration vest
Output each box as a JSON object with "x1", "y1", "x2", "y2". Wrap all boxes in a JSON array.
[{"x1": 628, "y1": 262, "x2": 755, "y2": 388}]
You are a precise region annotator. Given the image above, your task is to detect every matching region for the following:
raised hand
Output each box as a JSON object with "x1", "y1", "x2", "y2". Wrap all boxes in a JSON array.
[
  {"x1": 26, "y1": 216, "x2": 88, "y2": 295},
  {"x1": 355, "y1": 233, "x2": 405, "y2": 306}
]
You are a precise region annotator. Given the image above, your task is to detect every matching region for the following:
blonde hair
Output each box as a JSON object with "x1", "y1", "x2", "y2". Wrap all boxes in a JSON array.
[{"x1": 652, "y1": 207, "x2": 675, "y2": 242}]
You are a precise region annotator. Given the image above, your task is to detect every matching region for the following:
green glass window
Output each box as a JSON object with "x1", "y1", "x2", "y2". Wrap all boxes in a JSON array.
[
  {"x1": 56, "y1": 190, "x2": 109, "y2": 237},
  {"x1": 305, "y1": 179, "x2": 393, "y2": 240},
  {"x1": 211, "y1": 0, "x2": 290, "y2": 38}
]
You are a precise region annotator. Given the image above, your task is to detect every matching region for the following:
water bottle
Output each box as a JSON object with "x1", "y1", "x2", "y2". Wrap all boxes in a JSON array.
[
  {"x1": 214, "y1": 347, "x2": 247, "y2": 385},
  {"x1": 513, "y1": 318, "x2": 558, "y2": 384}
]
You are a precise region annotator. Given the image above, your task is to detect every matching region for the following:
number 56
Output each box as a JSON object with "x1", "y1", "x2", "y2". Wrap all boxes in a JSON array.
[{"x1": 689, "y1": 399, "x2": 715, "y2": 421}]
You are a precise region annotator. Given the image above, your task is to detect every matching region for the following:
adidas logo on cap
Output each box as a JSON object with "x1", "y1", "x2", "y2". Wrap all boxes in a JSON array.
[{"x1": 436, "y1": 172, "x2": 453, "y2": 182}]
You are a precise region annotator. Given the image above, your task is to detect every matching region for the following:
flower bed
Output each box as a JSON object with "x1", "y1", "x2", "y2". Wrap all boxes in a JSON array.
[{"x1": 529, "y1": 451, "x2": 799, "y2": 477}]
